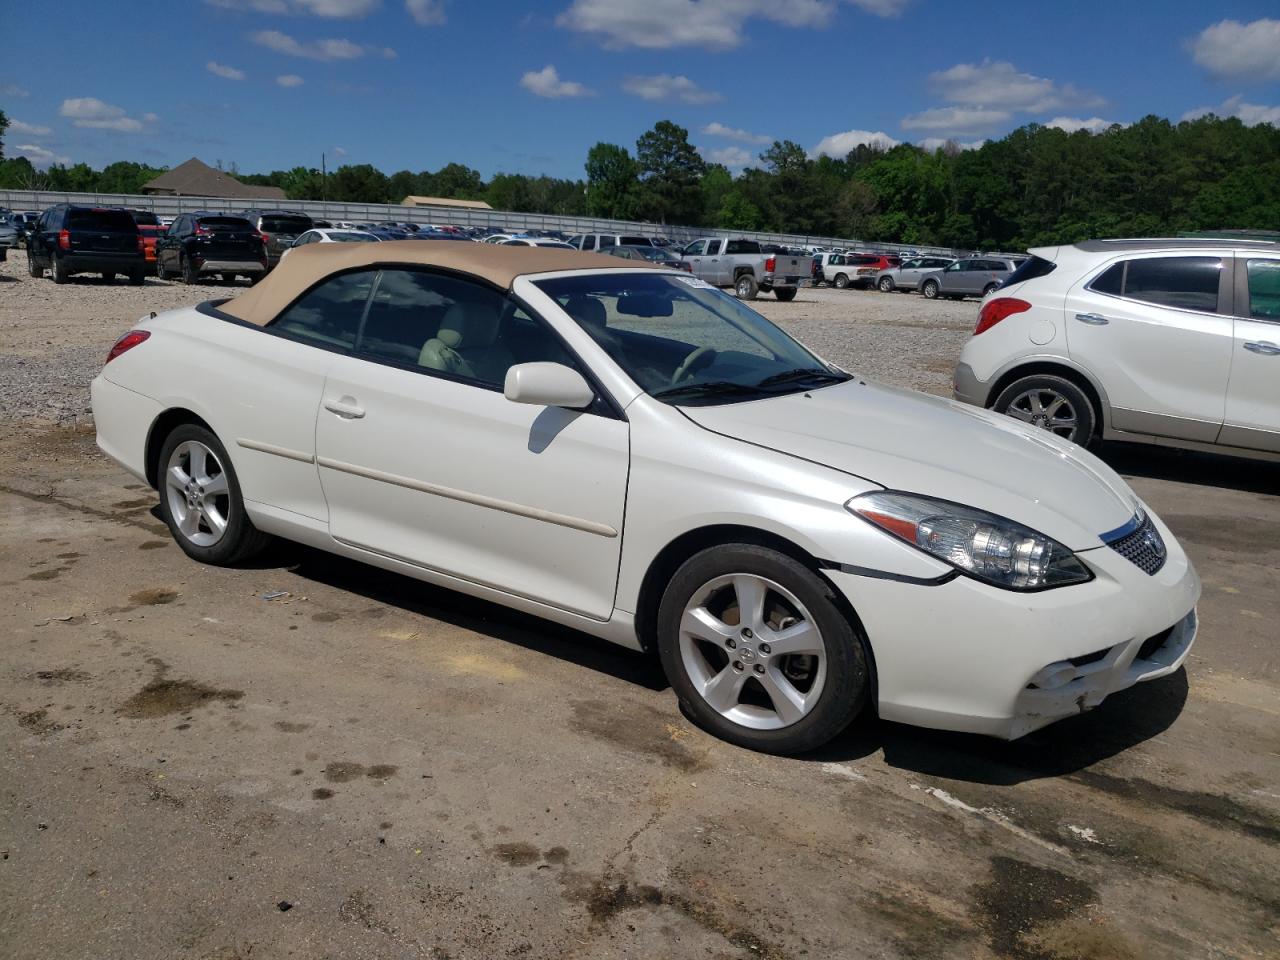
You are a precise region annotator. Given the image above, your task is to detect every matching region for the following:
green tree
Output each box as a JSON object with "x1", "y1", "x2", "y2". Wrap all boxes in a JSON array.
[
  {"x1": 328, "y1": 163, "x2": 390, "y2": 203},
  {"x1": 584, "y1": 142, "x2": 638, "y2": 219},
  {"x1": 635, "y1": 121, "x2": 705, "y2": 225},
  {"x1": 0, "y1": 108, "x2": 7, "y2": 159}
]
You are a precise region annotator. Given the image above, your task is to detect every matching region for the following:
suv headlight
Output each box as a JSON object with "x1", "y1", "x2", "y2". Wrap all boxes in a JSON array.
[{"x1": 847, "y1": 491, "x2": 1093, "y2": 591}]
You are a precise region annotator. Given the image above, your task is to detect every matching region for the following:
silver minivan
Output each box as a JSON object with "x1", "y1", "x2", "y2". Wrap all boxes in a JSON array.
[
  {"x1": 919, "y1": 257, "x2": 1018, "y2": 299},
  {"x1": 875, "y1": 256, "x2": 955, "y2": 292}
]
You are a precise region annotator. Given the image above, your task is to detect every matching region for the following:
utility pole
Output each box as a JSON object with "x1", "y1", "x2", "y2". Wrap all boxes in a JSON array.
[{"x1": 321, "y1": 153, "x2": 327, "y2": 202}]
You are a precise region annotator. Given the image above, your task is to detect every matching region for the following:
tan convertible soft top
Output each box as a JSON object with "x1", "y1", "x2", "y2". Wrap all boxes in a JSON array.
[{"x1": 218, "y1": 240, "x2": 660, "y2": 325}]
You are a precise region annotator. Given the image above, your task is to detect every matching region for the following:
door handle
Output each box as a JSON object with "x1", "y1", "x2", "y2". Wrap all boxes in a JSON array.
[
  {"x1": 323, "y1": 397, "x2": 365, "y2": 419},
  {"x1": 1075, "y1": 313, "x2": 1110, "y2": 325},
  {"x1": 1243, "y1": 340, "x2": 1280, "y2": 356}
]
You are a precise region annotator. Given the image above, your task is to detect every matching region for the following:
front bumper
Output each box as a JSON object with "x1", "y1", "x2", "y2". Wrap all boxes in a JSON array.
[
  {"x1": 952, "y1": 361, "x2": 990, "y2": 407},
  {"x1": 825, "y1": 510, "x2": 1201, "y2": 739}
]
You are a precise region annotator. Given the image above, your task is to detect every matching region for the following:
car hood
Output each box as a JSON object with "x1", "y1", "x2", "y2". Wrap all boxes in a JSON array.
[{"x1": 681, "y1": 379, "x2": 1137, "y2": 551}]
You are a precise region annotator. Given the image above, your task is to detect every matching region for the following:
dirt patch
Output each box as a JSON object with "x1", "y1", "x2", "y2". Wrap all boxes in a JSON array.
[
  {"x1": 25, "y1": 569, "x2": 65, "y2": 581},
  {"x1": 117, "y1": 679, "x2": 244, "y2": 718},
  {"x1": 138, "y1": 541, "x2": 168, "y2": 551},
  {"x1": 492, "y1": 842, "x2": 541, "y2": 867},
  {"x1": 323, "y1": 761, "x2": 399, "y2": 782},
  {"x1": 312, "y1": 788, "x2": 335, "y2": 800},
  {"x1": 273, "y1": 720, "x2": 310, "y2": 733},
  {"x1": 31, "y1": 668, "x2": 91, "y2": 684},
  {"x1": 311, "y1": 612, "x2": 341, "y2": 623},
  {"x1": 18, "y1": 708, "x2": 64, "y2": 735},
  {"x1": 861, "y1": 888, "x2": 977, "y2": 958},
  {"x1": 128, "y1": 587, "x2": 178, "y2": 606},
  {"x1": 543, "y1": 846, "x2": 569, "y2": 865},
  {"x1": 570, "y1": 699, "x2": 708, "y2": 773},
  {"x1": 972, "y1": 856, "x2": 1096, "y2": 960}
]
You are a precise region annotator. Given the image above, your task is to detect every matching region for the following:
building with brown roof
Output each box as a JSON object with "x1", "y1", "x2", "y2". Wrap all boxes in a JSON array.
[{"x1": 142, "y1": 158, "x2": 287, "y2": 200}]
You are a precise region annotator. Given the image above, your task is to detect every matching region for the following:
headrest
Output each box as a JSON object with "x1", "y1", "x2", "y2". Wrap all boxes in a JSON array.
[
  {"x1": 564, "y1": 295, "x2": 607, "y2": 330},
  {"x1": 439, "y1": 301, "x2": 500, "y2": 349}
]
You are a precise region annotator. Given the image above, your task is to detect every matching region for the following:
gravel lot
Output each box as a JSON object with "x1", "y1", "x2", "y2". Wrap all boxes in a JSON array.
[{"x1": 2, "y1": 253, "x2": 1278, "y2": 960}]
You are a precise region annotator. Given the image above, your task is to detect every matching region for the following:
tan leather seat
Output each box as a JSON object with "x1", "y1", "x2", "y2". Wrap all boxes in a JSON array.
[{"x1": 418, "y1": 301, "x2": 514, "y2": 384}]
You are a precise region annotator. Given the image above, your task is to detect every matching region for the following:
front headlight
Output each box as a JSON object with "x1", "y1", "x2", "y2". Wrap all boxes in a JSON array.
[{"x1": 847, "y1": 491, "x2": 1093, "y2": 591}]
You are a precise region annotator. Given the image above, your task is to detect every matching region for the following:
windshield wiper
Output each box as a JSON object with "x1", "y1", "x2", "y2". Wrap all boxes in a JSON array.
[
  {"x1": 651, "y1": 381, "x2": 769, "y2": 402},
  {"x1": 756, "y1": 367, "x2": 850, "y2": 388}
]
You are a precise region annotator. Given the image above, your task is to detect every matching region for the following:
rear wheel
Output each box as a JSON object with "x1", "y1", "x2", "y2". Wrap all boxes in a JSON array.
[
  {"x1": 993, "y1": 374, "x2": 1096, "y2": 446},
  {"x1": 774, "y1": 287, "x2": 797, "y2": 302},
  {"x1": 921, "y1": 279, "x2": 938, "y2": 298},
  {"x1": 982, "y1": 282, "x2": 1000, "y2": 297},
  {"x1": 128, "y1": 269, "x2": 145, "y2": 286},
  {"x1": 735, "y1": 273, "x2": 759, "y2": 300},
  {"x1": 657, "y1": 544, "x2": 868, "y2": 755},
  {"x1": 878, "y1": 276, "x2": 895, "y2": 292},
  {"x1": 27, "y1": 252, "x2": 42, "y2": 278},
  {"x1": 156, "y1": 424, "x2": 271, "y2": 565},
  {"x1": 51, "y1": 254, "x2": 69, "y2": 284},
  {"x1": 834, "y1": 273, "x2": 849, "y2": 289},
  {"x1": 181, "y1": 255, "x2": 198, "y2": 285}
]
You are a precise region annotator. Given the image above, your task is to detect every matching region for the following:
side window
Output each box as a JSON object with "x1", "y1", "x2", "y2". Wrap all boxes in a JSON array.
[
  {"x1": 685, "y1": 240, "x2": 708, "y2": 256},
  {"x1": 1091, "y1": 262, "x2": 1124, "y2": 296},
  {"x1": 361, "y1": 269, "x2": 576, "y2": 389},
  {"x1": 598, "y1": 235, "x2": 616, "y2": 249},
  {"x1": 270, "y1": 270, "x2": 376, "y2": 351},
  {"x1": 1123, "y1": 257, "x2": 1222, "y2": 312},
  {"x1": 568, "y1": 235, "x2": 583, "y2": 248},
  {"x1": 946, "y1": 261, "x2": 962, "y2": 271},
  {"x1": 1246, "y1": 259, "x2": 1280, "y2": 322},
  {"x1": 582, "y1": 235, "x2": 596, "y2": 251}
]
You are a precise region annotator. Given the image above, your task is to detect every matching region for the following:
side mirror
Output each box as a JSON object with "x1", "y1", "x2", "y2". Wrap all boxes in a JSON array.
[{"x1": 504, "y1": 362, "x2": 594, "y2": 410}]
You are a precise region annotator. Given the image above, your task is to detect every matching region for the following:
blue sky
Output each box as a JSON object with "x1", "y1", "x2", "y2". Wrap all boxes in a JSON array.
[{"x1": 4, "y1": 1, "x2": 1279, "y2": 179}]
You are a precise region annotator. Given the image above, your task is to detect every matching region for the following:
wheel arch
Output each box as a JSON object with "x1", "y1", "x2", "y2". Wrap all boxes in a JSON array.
[
  {"x1": 987, "y1": 359, "x2": 1110, "y2": 436},
  {"x1": 144, "y1": 408, "x2": 215, "y2": 489},
  {"x1": 633, "y1": 523, "x2": 879, "y2": 705},
  {"x1": 733, "y1": 264, "x2": 754, "y2": 279}
]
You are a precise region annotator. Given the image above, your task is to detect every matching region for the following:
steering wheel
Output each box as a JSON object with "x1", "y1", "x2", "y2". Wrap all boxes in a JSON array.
[{"x1": 670, "y1": 346, "x2": 717, "y2": 385}]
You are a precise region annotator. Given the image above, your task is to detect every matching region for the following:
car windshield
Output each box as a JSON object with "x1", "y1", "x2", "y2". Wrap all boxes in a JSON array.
[
  {"x1": 199, "y1": 216, "x2": 253, "y2": 230},
  {"x1": 329, "y1": 231, "x2": 379, "y2": 242},
  {"x1": 261, "y1": 216, "x2": 310, "y2": 234},
  {"x1": 535, "y1": 273, "x2": 848, "y2": 405}
]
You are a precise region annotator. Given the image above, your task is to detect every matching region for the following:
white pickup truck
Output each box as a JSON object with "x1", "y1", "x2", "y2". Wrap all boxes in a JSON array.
[{"x1": 678, "y1": 237, "x2": 810, "y2": 301}]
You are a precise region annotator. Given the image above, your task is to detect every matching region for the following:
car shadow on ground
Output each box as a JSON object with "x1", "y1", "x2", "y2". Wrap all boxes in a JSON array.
[
  {"x1": 280, "y1": 543, "x2": 670, "y2": 692},
  {"x1": 1102, "y1": 441, "x2": 1280, "y2": 495},
  {"x1": 806, "y1": 668, "x2": 1188, "y2": 785}
]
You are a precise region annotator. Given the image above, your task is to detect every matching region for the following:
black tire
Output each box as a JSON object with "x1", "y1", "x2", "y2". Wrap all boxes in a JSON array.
[
  {"x1": 156, "y1": 423, "x2": 272, "y2": 565},
  {"x1": 128, "y1": 269, "x2": 145, "y2": 286},
  {"x1": 921, "y1": 279, "x2": 939, "y2": 299},
  {"x1": 774, "y1": 287, "x2": 797, "y2": 302},
  {"x1": 181, "y1": 255, "x2": 199, "y2": 285},
  {"x1": 102, "y1": 272, "x2": 116, "y2": 283},
  {"x1": 657, "y1": 544, "x2": 869, "y2": 755},
  {"x1": 982, "y1": 283, "x2": 1000, "y2": 297},
  {"x1": 833, "y1": 273, "x2": 849, "y2": 290},
  {"x1": 27, "y1": 253, "x2": 42, "y2": 278},
  {"x1": 156, "y1": 256, "x2": 169, "y2": 280},
  {"x1": 218, "y1": 273, "x2": 230, "y2": 283},
  {"x1": 51, "y1": 253, "x2": 69, "y2": 284},
  {"x1": 878, "y1": 276, "x2": 895, "y2": 292},
  {"x1": 735, "y1": 272, "x2": 759, "y2": 300},
  {"x1": 992, "y1": 373, "x2": 1097, "y2": 447}
]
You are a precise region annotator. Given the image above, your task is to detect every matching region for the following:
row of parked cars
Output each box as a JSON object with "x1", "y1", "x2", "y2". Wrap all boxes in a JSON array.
[{"x1": 812, "y1": 251, "x2": 1025, "y2": 300}]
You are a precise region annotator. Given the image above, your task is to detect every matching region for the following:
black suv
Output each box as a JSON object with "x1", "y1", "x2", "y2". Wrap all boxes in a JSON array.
[
  {"x1": 28, "y1": 205, "x2": 146, "y2": 284},
  {"x1": 156, "y1": 212, "x2": 267, "y2": 285},
  {"x1": 239, "y1": 209, "x2": 314, "y2": 269}
]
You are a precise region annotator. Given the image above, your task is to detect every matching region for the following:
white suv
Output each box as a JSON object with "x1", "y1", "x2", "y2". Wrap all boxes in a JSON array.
[{"x1": 954, "y1": 238, "x2": 1280, "y2": 460}]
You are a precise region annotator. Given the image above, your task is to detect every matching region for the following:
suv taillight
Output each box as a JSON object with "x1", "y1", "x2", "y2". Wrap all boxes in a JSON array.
[
  {"x1": 105, "y1": 330, "x2": 151, "y2": 365},
  {"x1": 764, "y1": 256, "x2": 776, "y2": 273},
  {"x1": 58, "y1": 229, "x2": 70, "y2": 250},
  {"x1": 137, "y1": 234, "x2": 145, "y2": 253},
  {"x1": 194, "y1": 224, "x2": 209, "y2": 236},
  {"x1": 975, "y1": 297, "x2": 1031, "y2": 336}
]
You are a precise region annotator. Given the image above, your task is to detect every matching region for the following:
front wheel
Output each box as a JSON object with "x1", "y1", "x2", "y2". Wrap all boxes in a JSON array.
[
  {"x1": 657, "y1": 544, "x2": 868, "y2": 755},
  {"x1": 921, "y1": 279, "x2": 939, "y2": 299},
  {"x1": 833, "y1": 273, "x2": 849, "y2": 290},
  {"x1": 774, "y1": 287, "x2": 797, "y2": 302},
  {"x1": 27, "y1": 252, "x2": 42, "y2": 278},
  {"x1": 993, "y1": 374, "x2": 1096, "y2": 446},
  {"x1": 735, "y1": 273, "x2": 759, "y2": 300},
  {"x1": 156, "y1": 424, "x2": 272, "y2": 565},
  {"x1": 878, "y1": 276, "x2": 895, "y2": 292}
]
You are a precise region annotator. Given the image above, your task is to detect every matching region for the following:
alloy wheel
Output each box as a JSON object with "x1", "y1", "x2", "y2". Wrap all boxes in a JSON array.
[
  {"x1": 679, "y1": 573, "x2": 827, "y2": 731},
  {"x1": 164, "y1": 440, "x2": 232, "y2": 547},
  {"x1": 1005, "y1": 388, "x2": 1078, "y2": 440}
]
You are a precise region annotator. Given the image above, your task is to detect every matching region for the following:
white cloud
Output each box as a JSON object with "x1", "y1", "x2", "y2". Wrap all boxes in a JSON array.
[
  {"x1": 13, "y1": 144, "x2": 71, "y2": 167},
  {"x1": 917, "y1": 137, "x2": 985, "y2": 152},
  {"x1": 901, "y1": 105, "x2": 1011, "y2": 134},
  {"x1": 557, "y1": 0, "x2": 833, "y2": 50},
  {"x1": 1182, "y1": 95, "x2": 1280, "y2": 127},
  {"x1": 845, "y1": 0, "x2": 905, "y2": 16},
  {"x1": 811, "y1": 129, "x2": 900, "y2": 157},
  {"x1": 929, "y1": 59, "x2": 1102, "y2": 112},
  {"x1": 250, "y1": 29, "x2": 367, "y2": 59},
  {"x1": 519, "y1": 65, "x2": 591, "y2": 98},
  {"x1": 277, "y1": 74, "x2": 305, "y2": 86},
  {"x1": 333, "y1": 146, "x2": 348, "y2": 156},
  {"x1": 406, "y1": 0, "x2": 446, "y2": 24},
  {"x1": 207, "y1": 60, "x2": 246, "y2": 80},
  {"x1": 0, "y1": 83, "x2": 29, "y2": 97},
  {"x1": 702, "y1": 122, "x2": 772, "y2": 144},
  {"x1": 204, "y1": 0, "x2": 378, "y2": 14},
  {"x1": 143, "y1": 112, "x2": 160, "y2": 122},
  {"x1": 698, "y1": 145, "x2": 756, "y2": 170},
  {"x1": 58, "y1": 98, "x2": 153, "y2": 133},
  {"x1": 9, "y1": 120, "x2": 52, "y2": 137},
  {"x1": 1046, "y1": 116, "x2": 1123, "y2": 134},
  {"x1": 1190, "y1": 18, "x2": 1280, "y2": 82},
  {"x1": 623, "y1": 73, "x2": 721, "y2": 104}
]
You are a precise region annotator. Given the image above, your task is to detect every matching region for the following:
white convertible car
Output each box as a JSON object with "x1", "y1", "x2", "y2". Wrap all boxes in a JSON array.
[{"x1": 92, "y1": 242, "x2": 1200, "y2": 753}]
